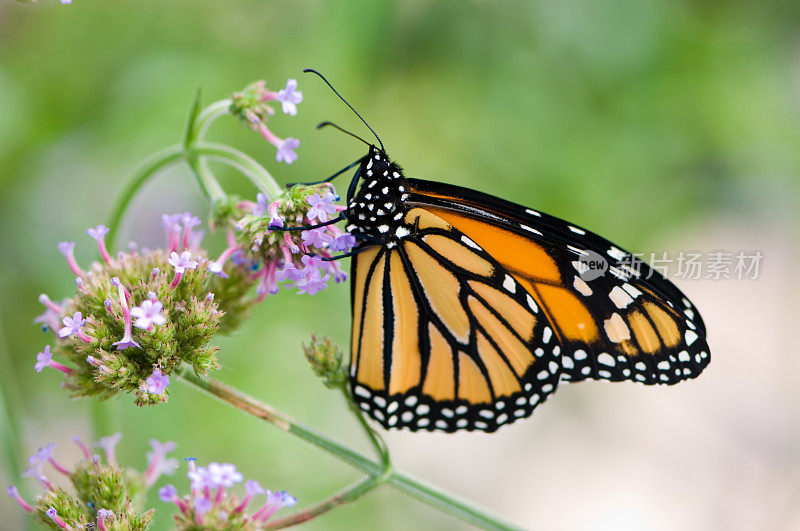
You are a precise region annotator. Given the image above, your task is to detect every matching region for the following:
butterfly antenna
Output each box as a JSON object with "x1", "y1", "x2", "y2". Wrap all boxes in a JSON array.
[
  {"x1": 317, "y1": 121, "x2": 373, "y2": 148},
  {"x1": 303, "y1": 68, "x2": 385, "y2": 152}
]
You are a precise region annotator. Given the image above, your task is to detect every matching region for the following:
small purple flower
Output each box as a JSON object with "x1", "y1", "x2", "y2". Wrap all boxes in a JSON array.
[
  {"x1": 95, "y1": 432, "x2": 122, "y2": 463},
  {"x1": 97, "y1": 509, "x2": 114, "y2": 520},
  {"x1": 252, "y1": 490, "x2": 298, "y2": 522},
  {"x1": 207, "y1": 462, "x2": 243, "y2": 488},
  {"x1": 267, "y1": 198, "x2": 285, "y2": 229},
  {"x1": 73, "y1": 435, "x2": 91, "y2": 458},
  {"x1": 46, "y1": 507, "x2": 68, "y2": 529},
  {"x1": 246, "y1": 480, "x2": 264, "y2": 496},
  {"x1": 296, "y1": 270, "x2": 329, "y2": 295},
  {"x1": 305, "y1": 193, "x2": 338, "y2": 222},
  {"x1": 274, "y1": 262, "x2": 304, "y2": 282},
  {"x1": 111, "y1": 277, "x2": 142, "y2": 350},
  {"x1": 112, "y1": 332, "x2": 141, "y2": 350},
  {"x1": 194, "y1": 496, "x2": 213, "y2": 515},
  {"x1": 87, "y1": 225, "x2": 109, "y2": 240},
  {"x1": 87, "y1": 225, "x2": 112, "y2": 264},
  {"x1": 145, "y1": 369, "x2": 169, "y2": 395},
  {"x1": 301, "y1": 228, "x2": 333, "y2": 249},
  {"x1": 168, "y1": 251, "x2": 199, "y2": 274},
  {"x1": 252, "y1": 193, "x2": 269, "y2": 217},
  {"x1": 188, "y1": 465, "x2": 212, "y2": 491},
  {"x1": 159, "y1": 484, "x2": 178, "y2": 502},
  {"x1": 144, "y1": 439, "x2": 178, "y2": 487},
  {"x1": 276, "y1": 137, "x2": 300, "y2": 164},
  {"x1": 276, "y1": 79, "x2": 303, "y2": 116},
  {"x1": 130, "y1": 299, "x2": 166, "y2": 329},
  {"x1": 58, "y1": 312, "x2": 86, "y2": 338},
  {"x1": 329, "y1": 233, "x2": 357, "y2": 252},
  {"x1": 57, "y1": 241, "x2": 84, "y2": 276},
  {"x1": 22, "y1": 443, "x2": 56, "y2": 478},
  {"x1": 6, "y1": 486, "x2": 33, "y2": 512},
  {"x1": 181, "y1": 213, "x2": 201, "y2": 249},
  {"x1": 34, "y1": 345, "x2": 53, "y2": 373}
]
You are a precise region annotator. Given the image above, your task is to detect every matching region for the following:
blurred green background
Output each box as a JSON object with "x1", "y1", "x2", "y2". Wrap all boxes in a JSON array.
[{"x1": 1, "y1": 1, "x2": 799, "y2": 529}]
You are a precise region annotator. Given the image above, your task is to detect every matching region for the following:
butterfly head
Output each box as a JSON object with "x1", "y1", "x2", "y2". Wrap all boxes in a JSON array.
[{"x1": 344, "y1": 146, "x2": 411, "y2": 242}]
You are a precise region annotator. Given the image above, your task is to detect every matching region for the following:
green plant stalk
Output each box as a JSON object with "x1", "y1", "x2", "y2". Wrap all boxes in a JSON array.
[
  {"x1": 177, "y1": 370, "x2": 522, "y2": 531},
  {"x1": 264, "y1": 475, "x2": 381, "y2": 530},
  {"x1": 106, "y1": 144, "x2": 185, "y2": 247},
  {"x1": 0, "y1": 320, "x2": 25, "y2": 485},
  {"x1": 192, "y1": 142, "x2": 283, "y2": 198}
]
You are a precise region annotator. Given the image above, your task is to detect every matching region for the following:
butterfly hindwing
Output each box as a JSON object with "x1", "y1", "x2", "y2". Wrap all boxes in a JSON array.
[{"x1": 350, "y1": 207, "x2": 562, "y2": 432}]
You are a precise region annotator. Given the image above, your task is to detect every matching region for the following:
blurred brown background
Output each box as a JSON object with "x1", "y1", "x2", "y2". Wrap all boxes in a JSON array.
[{"x1": 1, "y1": 0, "x2": 799, "y2": 529}]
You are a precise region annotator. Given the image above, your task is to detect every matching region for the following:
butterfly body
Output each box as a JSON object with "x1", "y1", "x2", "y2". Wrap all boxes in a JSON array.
[{"x1": 344, "y1": 146, "x2": 709, "y2": 433}]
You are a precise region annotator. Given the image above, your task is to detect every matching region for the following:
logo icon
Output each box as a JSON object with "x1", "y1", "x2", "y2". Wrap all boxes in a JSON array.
[{"x1": 576, "y1": 250, "x2": 608, "y2": 281}]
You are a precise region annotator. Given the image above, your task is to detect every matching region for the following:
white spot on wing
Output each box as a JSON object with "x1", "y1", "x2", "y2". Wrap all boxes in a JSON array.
[
  {"x1": 607, "y1": 246, "x2": 626, "y2": 261},
  {"x1": 609, "y1": 286, "x2": 634, "y2": 309},
  {"x1": 503, "y1": 275, "x2": 516, "y2": 293},
  {"x1": 568, "y1": 226, "x2": 586, "y2": 235},
  {"x1": 461, "y1": 236, "x2": 481, "y2": 250},
  {"x1": 573, "y1": 276, "x2": 593, "y2": 296},
  {"x1": 526, "y1": 294, "x2": 539, "y2": 313},
  {"x1": 621, "y1": 283, "x2": 642, "y2": 299},
  {"x1": 525, "y1": 208, "x2": 542, "y2": 217},
  {"x1": 598, "y1": 353, "x2": 615, "y2": 366},
  {"x1": 604, "y1": 313, "x2": 631, "y2": 343},
  {"x1": 685, "y1": 330, "x2": 698, "y2": 346},
  {"x1": 521, "y1": 225, "x2": 543, "y2": 236}
]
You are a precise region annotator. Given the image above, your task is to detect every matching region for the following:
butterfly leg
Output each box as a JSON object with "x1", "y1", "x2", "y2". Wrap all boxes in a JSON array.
[
  {"x1": 285, "y1": 159, "x2": 361, "y2": 187},
  {"x1": 270, "y1": 212, "x2": 346, "y2": 232},
  {"x1": 319, "y1": 243, "x2": 377, "y2": 261}
]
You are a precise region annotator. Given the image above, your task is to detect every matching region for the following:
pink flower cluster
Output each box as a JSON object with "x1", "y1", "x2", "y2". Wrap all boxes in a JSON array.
[
  {"x1": 233, "y1": 188, "x2": 357, "y2": 300},
  {"x1": 159, "y1": 458, "x2": 296, "y2": 527},
  {"x1": 232, "y1": 79, "x2": 303, "y2": 164}
]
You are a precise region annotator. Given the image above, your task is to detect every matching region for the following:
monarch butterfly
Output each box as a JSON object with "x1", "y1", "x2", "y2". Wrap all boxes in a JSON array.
[{"x1": 304, "y1": 70, "x2": 709, "y2": 433}]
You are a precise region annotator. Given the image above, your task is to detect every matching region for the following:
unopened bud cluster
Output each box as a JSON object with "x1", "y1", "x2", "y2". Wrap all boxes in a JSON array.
[{"x1": 303, "y1": 335, "x2": 347, "y2": 389}]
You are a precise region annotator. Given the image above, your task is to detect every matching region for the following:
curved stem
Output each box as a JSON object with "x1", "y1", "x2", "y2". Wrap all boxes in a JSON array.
[
  {"x1": 196, "y1": 99, "x2": 232, "y2": 139},
  {"x1": 106, "y1": 144, "x2": 185, "y2": 247},
  {"x1": 346, "y1": 389, "x2": 391, "y2": 470},
  {"x1": 264, "y1": 475, "x2": 381, "y2": 530},
  {"x1": 176, "y1": 370, "x2": 522, "y2": 530},
  {"x1": 191, "y1": 143, "x2": 283, "y2": 198}
]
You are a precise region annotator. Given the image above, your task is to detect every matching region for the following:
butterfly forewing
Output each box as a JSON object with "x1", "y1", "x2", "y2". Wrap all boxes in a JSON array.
[{"x1": 406, "y1": 179, "x2": 710, "y2": 387}]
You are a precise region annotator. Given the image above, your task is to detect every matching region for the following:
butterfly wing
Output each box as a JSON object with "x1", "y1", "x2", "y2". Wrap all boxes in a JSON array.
[
  {"x1": 405, "y1": 178, "x2": 710, "y2": 386},
  {"x1": 350, "y1": 207, "x2": 563, "y2": 432}
]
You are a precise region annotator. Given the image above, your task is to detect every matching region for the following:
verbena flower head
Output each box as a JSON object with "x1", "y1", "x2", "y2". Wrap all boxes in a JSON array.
[
  {"x1": 230, "y1": 79, "x2": 302, "y2": 164},
  {"x1": 34, "y1": 212, "x2": 262, "y2": 406},
  {"x1": 162, "y1": 458, "x2": 296, "y2": 529},
  {"x1": 233, "y1": 183, "x2": 352, "y2": 300},
  {"x1": 8, "y1": 434, "x2": 156, "y2": 530}
]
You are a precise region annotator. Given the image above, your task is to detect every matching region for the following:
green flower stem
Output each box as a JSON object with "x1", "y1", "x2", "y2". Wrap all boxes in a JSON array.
[
  {"x1": 107, "y1": 144, "x2": 185, "y2": 247},
  {"x1": 0, "y1": 319, "x2": 25, "y2": 485},
  {"x1": 195, "y1": 99, "x2": 232, "y2": 139},
  {"x1": 345, "y1": 387, "x2": 391, "y2": 469},
  {"x1": 191, "y1": 142, "x2": 283, "y2": 198},
  {"x1": 264, "y1": 475, "x2": 381, "y2": 530},
  {"x1": 177, "y1": 370, "x2": 522, "y2": 531}
]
